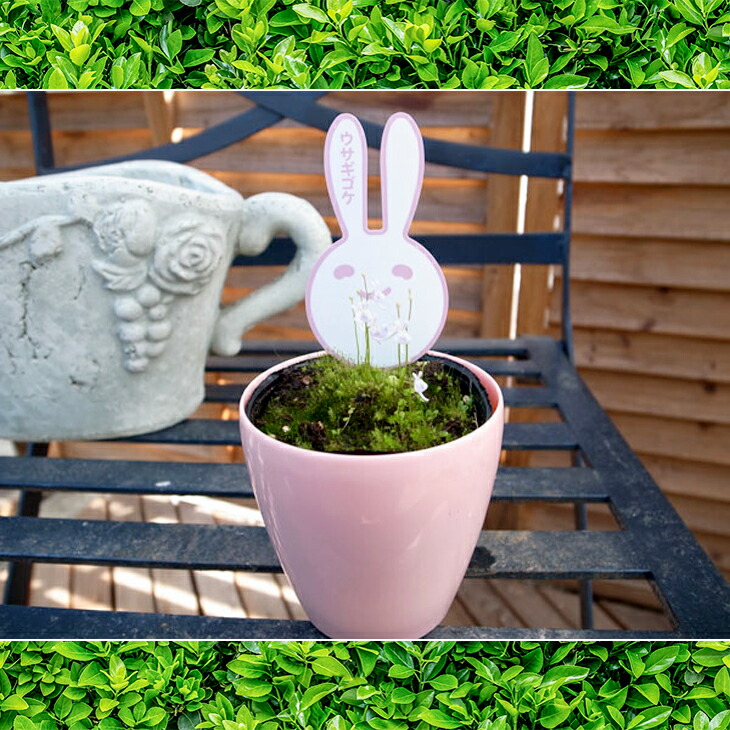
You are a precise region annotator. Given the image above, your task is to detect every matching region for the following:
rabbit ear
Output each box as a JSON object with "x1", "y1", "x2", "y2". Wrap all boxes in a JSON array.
[
  {"x1": 380, "y1": 112, "x2": 424, "y2": 236},
  {"x1": 324, "y1": 113, "x2": 368, "y2": 238}
]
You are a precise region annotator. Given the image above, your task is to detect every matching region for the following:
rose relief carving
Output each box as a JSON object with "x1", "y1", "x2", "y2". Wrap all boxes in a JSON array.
[{"x1": 91, "y1": 203, "x2": 225, "y2": 373}]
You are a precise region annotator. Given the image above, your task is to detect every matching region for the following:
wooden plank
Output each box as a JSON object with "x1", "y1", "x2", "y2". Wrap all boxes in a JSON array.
[
  {"x1": 143, "y1": 91, "x2": 175, "y2": 146},
  {"x1": 573, "y1": 184, "x2": 730, "y2": 241},
  {"x1": 598, "y1": 598, "x2": 673, "y2": 632},
  {"x1": 479, "y1": 92, "x2": 523, "y2": 338},
  {"x1": 581, "y1": 369, "x2": 730, "y2": 425},
  {"x1": 174, "y1": 90, "x2": 494, "y2": 129},
  {"x1": 576, "y1": 91, "x2": 730, "y2": 130},
  {"x1": 225, "y1": 266, "x2": 484, "y2": 314},
  {"x1": 177, "y1": 497, "x2": 247, "y2": 619},
  {"x1": 0, "y1": 129, "x2": 154, "y2": 169},
  {"x1": 456, "y1": 579, "x2": 525, "y2": 628},
  {"x1": 191, "y1": 125, "x2": 491, "y2": 179},
  {"x1": 665, "y1": 494, "x2": 730, "y2": 538},
  {"x1": 575, "y1": 130, "x2": 730, "y2": 185},
  {"x1": 69, "y1": 497, "x2": 113, "y2": 611},
  {"x1": 0, "y1": 91, "x2": 152, "y2": 131},
  {"x1": 608, "y1": 412, "x2": 730, "y2": 468},
  {"x1": 536, "y1": 584, "x2": 623, "y2": 631},
  {"x1": 640, "y1": 454, "x2": 730, "y2": 504},
  {"x1": 517, "y1": 91, "x2": 565, "y2": 337},
  {"x1": 571, "y1": 235, "x2": 730, "y2": 292},
  {"x1": 107, "y1": 494, "x2": 156, "y2": 614},
  {"x1": 275, "y1": 577, "x2": 308, "y2": 621},
  {"x1": 488, "y1": 579, "x2": 575, "y2": 629},
  {"x1": 570, "y1": 328, "x2": 730, "y2": 384},
  {"x1": 210, "y1": 172, "x2": 487, "y2": 226},
  {"x1": 441, "y1": 595, "x2": 477, "y2": 627},
  {"x1": 209, "y1": 497, "x2": 293, "y2": 620},
  {"x1": 551, "y1": 280, "x2": 730, "y2": 341},
  {"x1": 140, "y1": 496, "x2": 199, "y2": 615},
  {"x1": 29, "y1": 561, "x2": 71, "y2": 609}
]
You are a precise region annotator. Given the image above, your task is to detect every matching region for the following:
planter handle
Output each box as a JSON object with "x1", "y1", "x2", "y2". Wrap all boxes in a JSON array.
[{"x1": 211, "y1": 192, "x2": 331, "y2": 356}]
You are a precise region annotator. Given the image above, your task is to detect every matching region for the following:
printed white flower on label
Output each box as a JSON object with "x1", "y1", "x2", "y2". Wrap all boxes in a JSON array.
[
  {"x1": 413, "y1": 370, "x2": 429, "y2": 402},
  {"x1": 357, "y1": 281, "x2": 391, "y2": 308}
]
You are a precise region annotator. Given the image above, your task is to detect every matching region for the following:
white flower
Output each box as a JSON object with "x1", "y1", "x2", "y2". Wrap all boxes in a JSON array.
[
  {"x1": 370, "y1": 323, "x2": 394, "y2": 342},
  {"x1": 353, "y1": 301, "x2": 376, "y2": 327},
  {"x1": 412, "y1": 370, "x2": 429, "y2": 402},
  {"x1": 393, "y1": 319, "x2": 411, "y2": 345}
]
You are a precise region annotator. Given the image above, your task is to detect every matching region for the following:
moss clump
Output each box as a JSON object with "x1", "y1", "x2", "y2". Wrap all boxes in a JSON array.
[{"x1": 252, "y1": 355, "x2": 484, "y2": 454}]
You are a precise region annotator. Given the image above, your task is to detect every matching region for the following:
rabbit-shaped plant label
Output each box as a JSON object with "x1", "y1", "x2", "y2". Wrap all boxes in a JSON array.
[{"x1": 306, "y1": 112, "x2": 448, "y2": 368}]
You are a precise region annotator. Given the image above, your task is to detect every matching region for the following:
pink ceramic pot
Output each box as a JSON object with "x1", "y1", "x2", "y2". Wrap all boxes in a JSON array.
[{"x1": 239, "y1": 351, "x2": 504, "y2": 639}]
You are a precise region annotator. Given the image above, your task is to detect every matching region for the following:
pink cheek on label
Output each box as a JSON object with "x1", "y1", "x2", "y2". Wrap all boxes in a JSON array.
[
  {"x1": 392, "y1": 264, "x2": 413, "y2": 280},
  {"x1": 334, "y1": 264, "x2": 355, "y2": 279}
]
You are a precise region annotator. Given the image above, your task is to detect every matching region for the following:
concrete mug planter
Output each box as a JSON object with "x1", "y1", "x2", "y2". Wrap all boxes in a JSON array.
[
  {"x1": 239, "y1": 350, "x2": 504, "y2": 639},
  {"x1": 0, "y1": 160, "x2": 331, "y2": 441}
]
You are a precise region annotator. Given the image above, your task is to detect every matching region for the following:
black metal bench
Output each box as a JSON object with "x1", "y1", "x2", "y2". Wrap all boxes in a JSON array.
[{"x1": 1, "y1": 91, "x2": 728, "y2": 638}]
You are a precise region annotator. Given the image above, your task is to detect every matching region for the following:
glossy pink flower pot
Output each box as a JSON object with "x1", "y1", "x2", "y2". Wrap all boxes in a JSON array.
[{"x1": 239, "y1": 351, "x2": 504, "y2": 639}]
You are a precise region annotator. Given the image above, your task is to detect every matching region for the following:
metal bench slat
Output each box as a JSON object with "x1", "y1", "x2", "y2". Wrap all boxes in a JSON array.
[
  {"x1": 0, "y1": 458, "x2": 607, "y2": 501},
  {"x1": 0, "y1": 518, "x2": 645, "y2": 578},
  {"x1": 0, "y1": 603, "x2": 682, "y2": 640}
]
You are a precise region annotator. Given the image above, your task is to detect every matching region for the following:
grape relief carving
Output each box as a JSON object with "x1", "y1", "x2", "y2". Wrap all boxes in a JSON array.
[{"x1": 91, "y1": 201, "x2": 225, "y2": 373}]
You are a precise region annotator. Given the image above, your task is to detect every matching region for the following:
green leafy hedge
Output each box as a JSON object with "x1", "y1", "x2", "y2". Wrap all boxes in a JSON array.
[
  {"x1": 1, "y1": 641, "x2": 730, "y2": 730},
  {"x1": 0, "y1": 0, "x2": 729, "y2": 89}
]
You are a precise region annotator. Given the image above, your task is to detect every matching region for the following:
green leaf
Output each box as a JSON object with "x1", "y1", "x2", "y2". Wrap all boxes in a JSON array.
[
  {"x1": 52, "y1": 642, "x2": 95, "y2": 660},
  {"x1": 541, "y1": 665, "x2": 590, "y2": 688},
  {"x1": 525, "y1": 32, "x2": 549, "y2": 86},
  {"x1": 233, "y1": 679, "x2": 272, "y2": 699},
  {"x1": 388, "y1": 665, "x2": 415, "y2": 679},
  {"x1": 665, "y1": 22, "x2": 696, "y2": 47},
  {"x1": 2, "y1": 695, "x2": 29, "y2": 711},
  {"x1": 578, "y1": 15, "x2": 636, "y2": 33},
  {"x1": 627, "y1": 707, "x2": 673, "y2": 730},
  {"x1": 14, "y1": 718, "x2": 37, "y2": 730},
  {"x1": 544, "y1": 73, "x2": 589, "y2": 88},
  {"x1": 300, "y1": 683, "x2": 337, "y2": 710},
  {"x1": 696, "y1": 711, "x2": 711, "y2": 730},
  {"x1": 658, "y1": 69, "x2": 696, "y2": 87},
  {"x1": 130, "y1": 0, "x2": 151, "y2": 15},
  {"x1": 429, "y1": 675, "x2": 459, "y2": 691},
  {"x1": 716, "y1": 667, "x2": 730, "y2": 696},
  {"x1": 635, "y1": 683, "x2": 661, "y2": 705},
  {"x1": 292, "y1": 4, "x2": 331, "y2": 23},
  {"x1": 671, "y1": 0, "x2": 705, "y2": 25},
  {"x1": 312, "y1": 656, "x2": 351, "y2": 678},
  {"x1": 710, "y1": 711, "x2": 730, "y2": 730},
  {"x1": 419, "y1": 709, "x2": 466, "y2": 729},
  {"x1": 540, "y1": 698, "x2": 572, "y2": 728},
  {"x1": 67, "y1": 703, "x2": 93, "y2": 725}
]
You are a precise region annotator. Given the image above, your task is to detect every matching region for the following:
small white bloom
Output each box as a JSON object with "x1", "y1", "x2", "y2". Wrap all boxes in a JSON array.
[
  {"x1": 370, "y1": 323, "x2": 394, "y2": 342},
  {"x1": 412, "y1": 370, "x2": 429, "y2": 402},
  {"x1": 393, "y1": 319, "x2": 411, "y2": 345},
  {"x1": 353, "y1": 301, "x2": 376, "y2": 327}
]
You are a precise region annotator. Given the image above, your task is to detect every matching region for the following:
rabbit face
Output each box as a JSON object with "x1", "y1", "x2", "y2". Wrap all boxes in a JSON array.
[
  {"x1": 307, "y1": 235, "x2": 447, "y2": 368},
  {"x1": 306, "y1": 111, "x2": 449, "y2": 368}
]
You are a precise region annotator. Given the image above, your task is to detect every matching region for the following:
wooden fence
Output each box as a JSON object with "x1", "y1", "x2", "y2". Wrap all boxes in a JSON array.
[{"x1": 1, "y1": 90, "x2": 728, "y2": 599}]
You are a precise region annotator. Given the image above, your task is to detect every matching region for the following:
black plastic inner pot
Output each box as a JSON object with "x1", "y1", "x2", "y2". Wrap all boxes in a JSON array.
[{"x1": 246, "y1": 354, "x2": 494, "y2": 450}]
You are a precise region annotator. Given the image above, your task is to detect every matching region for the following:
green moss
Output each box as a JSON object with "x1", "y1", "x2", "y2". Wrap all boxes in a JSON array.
[{"x1": 252, "y1": 355, "x2": 484, "y2": 454}]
